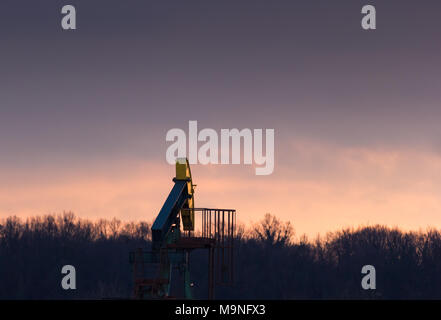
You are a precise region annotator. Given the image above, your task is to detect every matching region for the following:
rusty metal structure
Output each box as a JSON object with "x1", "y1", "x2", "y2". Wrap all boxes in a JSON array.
[{"x1": 129, "y1": 159, "x2": 236, "y2": 299}]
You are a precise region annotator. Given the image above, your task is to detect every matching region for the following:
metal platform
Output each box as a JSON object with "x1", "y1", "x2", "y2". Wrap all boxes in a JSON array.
[{"x1": 130, "y1": 208, "x2": 236, "y2": 299}]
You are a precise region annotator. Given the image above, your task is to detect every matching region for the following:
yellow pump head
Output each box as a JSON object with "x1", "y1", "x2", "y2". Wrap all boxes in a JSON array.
[{"x1": 175, "y1": 158, "x2": 195, "y2": 231}]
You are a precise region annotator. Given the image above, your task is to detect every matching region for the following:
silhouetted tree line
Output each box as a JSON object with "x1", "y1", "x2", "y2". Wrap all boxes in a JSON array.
[{"x1": 1, "y1": 212, "x2": 441, "y2": 299}]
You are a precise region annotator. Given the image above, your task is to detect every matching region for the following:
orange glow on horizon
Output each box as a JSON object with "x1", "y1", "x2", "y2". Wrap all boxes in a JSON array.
[{"x1": 1, "y1": 141, "x2": 441, "y2": 238}]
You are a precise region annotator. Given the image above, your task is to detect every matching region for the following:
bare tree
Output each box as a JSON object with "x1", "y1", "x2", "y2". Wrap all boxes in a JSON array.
[{"x1": 251, "y1": 213, "x2": 294, "y2": 246}]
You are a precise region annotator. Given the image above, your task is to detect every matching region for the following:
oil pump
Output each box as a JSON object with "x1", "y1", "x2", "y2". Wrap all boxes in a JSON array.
[{"x1": 129, "y1": 158, "x2": 236, "y2": 299}]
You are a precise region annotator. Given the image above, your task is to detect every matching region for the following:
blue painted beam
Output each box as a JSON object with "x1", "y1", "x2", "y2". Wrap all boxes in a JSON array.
[{"x1": 151, "y1": 180, "x2": 188, "y2": 249}]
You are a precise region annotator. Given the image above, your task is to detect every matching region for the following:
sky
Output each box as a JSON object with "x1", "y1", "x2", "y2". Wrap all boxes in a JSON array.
[{"x1": 1, "y1": 0, "x2": 441, "y2": 238}]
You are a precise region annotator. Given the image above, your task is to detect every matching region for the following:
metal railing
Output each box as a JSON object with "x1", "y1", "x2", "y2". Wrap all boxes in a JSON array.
[{"x1": 181, "y1": 208, "x2": 236, "y2": 286}]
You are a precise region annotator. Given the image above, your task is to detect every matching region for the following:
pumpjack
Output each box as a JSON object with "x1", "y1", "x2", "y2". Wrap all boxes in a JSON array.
[{"x1": 129, "y1": 158, "x2": 236, "y2": 299}]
